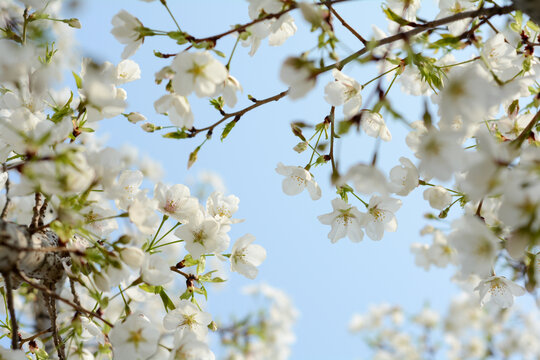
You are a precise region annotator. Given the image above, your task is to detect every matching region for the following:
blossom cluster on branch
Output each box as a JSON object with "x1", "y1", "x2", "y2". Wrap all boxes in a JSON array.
[{"x1": 0, "y1": 0, "x2": 539, "y2": 359}]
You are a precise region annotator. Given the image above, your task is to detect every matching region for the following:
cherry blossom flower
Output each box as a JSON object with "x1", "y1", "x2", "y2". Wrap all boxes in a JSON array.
[
  {"x1": 109, "y1": 312, "x2": 160, "y2": 360},
  {"x1": 141, "y1": 253, "x2": 174, "y2": 286},
  {"x1": 154, "y1": 93, "x2": 194, "y2": 129},
  {"x1": 280, "y1": 57, "x2": 316, "y2": 99},
  {"x1": 163, "y1": 300, "x2": 212, "y2": 339},
  {"x1": 154, "y1": 182, "x2": 200, "y2": 223},
  {"x1": 475, "y1": 276, "x2": 525, "y2": 308},
  {"x1": 111, "y1": 10, "x2": 145, "y2": 59},
  {"x1": 388, "y1": 157, "x2": 419, "y2": 196},
  {"x1": 324, "y1": 69, "x2": 363, "y2": 118},
  {"x1": 364, "y1": 195, "x2": 402, "y2": 240},
  {"x1": 423, "y1": 185, "x2": 452, "y2": 210},
  {"x1": 206, "y1": 191, "x2": 242, "y2": 224},
  {"x1": 360, "y1": 111, "x2": 391, "y2": 141},
  {"x1": 230, "y1": 234, "x2": 267, "y2": 279},
  {"x1": 171, "y1": 51, "x2": 228, "y2": 98},
  {"x1": 275, "y1": 162, "x2": 321, "y2": 200},
  {"x1": 449, "y1": 216, "x2": 500, "y2": 277},
  {"x1": 116, "y1": 59, "x2": 141, "y2": 84},
  {"x1": 169, "y1": 332, "x2": 216, "y2": 360},
  {"x1": 174, "y1": 212, "x2": 230, "y2": 259},
  {"x1": 318, "y1": 198, "x2": 366, "y2": 243}
]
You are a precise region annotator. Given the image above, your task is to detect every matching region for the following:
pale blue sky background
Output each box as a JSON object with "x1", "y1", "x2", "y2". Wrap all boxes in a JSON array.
[{"x1": 67, "y1": 1, "x2": 463, "y2": 358}]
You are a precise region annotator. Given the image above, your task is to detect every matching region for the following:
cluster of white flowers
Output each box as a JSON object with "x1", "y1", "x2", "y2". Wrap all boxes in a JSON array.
[
  {"x1": 221, "y1": 284, "x2": 298, "y2": 360},
  {"x1": 274, "y1": 0, "x2": 540, "y2": 313},
  {"x1": 349, "y1": 292, "x2": 540, "y2": 359}
]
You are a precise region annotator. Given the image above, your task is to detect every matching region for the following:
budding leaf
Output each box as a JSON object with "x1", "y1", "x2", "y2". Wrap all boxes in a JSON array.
[
  {"x1": 221, "y1": 120, "x2": 236, "y2": 141},
  {"x1": 163, "y1": 130, "x2": 188, "y2": 139},
  {"x1": 159, "y1": 288, "x2": 176, "y2": 311},
  {"x1": 188, "y1": 145, "x2": 201, "y2": 169},
  {"x1": 72, "y1": 71, "x2": 82, "y2": 89}
]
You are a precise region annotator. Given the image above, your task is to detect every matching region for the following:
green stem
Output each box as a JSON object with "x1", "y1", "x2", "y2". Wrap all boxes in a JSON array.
[
  {"x1": 148, "y1": 222, "x2": 181, "y2": 251},
  {"x1": 150, "y1": 239, "x2": 185, "y2": 251},
  {"x1": 351, "y1": 191, "x2": 369, "y2": 207},
  {"x1": 161, "y1": 0, "x2": 182, "y2": 32},
  {"x1": 148, "y1": 215, "x2": 169, "y2": 251},
  {"x1": 226, "y1": 37, "x2": 240, "y2": 70},
  {"x1": 307, "y1": 129, "x2": 324, "y2": 167},
  {"x1": 362, "y1": 65, "x2": 400, "y2": 88},
  {"x1": 439, "y1": 56, "x2": 480, "y2": 68},
  {"x1": 383, "y1": 72, "x2": 398, "y2": 98}
]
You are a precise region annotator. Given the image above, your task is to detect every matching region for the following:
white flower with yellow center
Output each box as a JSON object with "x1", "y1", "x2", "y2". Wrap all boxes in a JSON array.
[
  {"x1": 475, "y1": 276, "x2": 525, "y2": 309},
  {"x1": 364, "y1": 195, "x2": 402, "y2": 240},
  {"x1": 275, "y1": 162, "x2": 321, "y2": 200},
  {"x1": 318, "y1": 198, "x2": 366, "y2": 243},
  {"x1": 230, "y1": 234, "x2": 267, "y2": 279},
  {"x1": 324, "y1": 69, "x2": 363, "y2": 118},
  {"x1": 171, "y1": 51, "x2": 228, "y2": 98},
  {"x1": 109, "y1": 312, "x2": 159, "y2": 360},
  {"x1": 163, "y1": 300, "x2": 212, "y2": 340}
]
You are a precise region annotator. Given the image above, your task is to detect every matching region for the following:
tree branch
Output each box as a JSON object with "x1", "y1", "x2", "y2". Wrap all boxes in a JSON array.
[{"x1": 317, "y1": 5, "x2": 515, "y2": 74}]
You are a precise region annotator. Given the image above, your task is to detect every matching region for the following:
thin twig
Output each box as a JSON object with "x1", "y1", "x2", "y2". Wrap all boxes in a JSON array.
[
  {"x1": 328, "y1": 107, "x2": 338, "y2": 179},
  {"x1": 3, "y1": 273, "x2": 19, "y2": 349},
  {"x1": 317, "y1": 5, "x2": 515, "y2": 73},
  {"x1": 188, "y1": 90, "x2": 289, "y2": 136},
  {"x1": 45, "y1": 285, "x2": 66, "y2": 360},
  {"x1": 187, "y1": 0, "x2": 351, "y2": 45},
  {"x1": 326, "y1": 1, "x2": 367, "y2": 44},
  {"x1": 1, "y1": 164, "x2": 10, "y2": 220},
  {"x1": 15, "y1": 271, "x2": 113, "y2": 328},
  {"x1": 19, "y1": 327, "x2": 52, "y2": 345}
]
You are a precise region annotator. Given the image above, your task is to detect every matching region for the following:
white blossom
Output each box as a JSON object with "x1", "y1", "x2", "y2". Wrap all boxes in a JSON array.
[
  {"x1": 364, "y1": 195, "x2": 401, "y2": 240},
  {"x1": 171, "y1": 51, "x2": 228, "y2": 98},
  {"x1": 230, "y1": 234, "x2": 267, "y2": 279},
  {"x1": 111, "y1": 10, "x2": 145, "y2": 59},
  {"x1": 275, "y1": 162, "x2": 321, "y2": 200},
  {"x1": 318, "y1": 198, "x2": 365, "y2": 243},
  {"x1": 475, "y1": 276, "x2": 525, "y2": 308},
  {"x1": 109, "y1": 312, "x2": 160, "y2": 360},
  {"x1": 324, "y1": 69, "x2": 363, "y2": 117}
]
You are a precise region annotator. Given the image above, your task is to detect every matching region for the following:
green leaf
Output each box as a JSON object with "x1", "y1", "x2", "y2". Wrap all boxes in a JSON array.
[
  {"x1": 212, "y1": 49, "x2": 226, "y2": 58},
  {"x1": 383, "y1": 7, "x2": 412, "y2": 26},
  {"x1": 72, "y1": 71, "x2": 82, "y2": 89},
  {"x1": 180, "y1": 289, "x2": 192, "y2": 300},
  {"x1": 163, "y1": 130, "x2": 188, "y2": 139},
  {"x1": 188, "y1": 144, "x2": 202, "y2": 169},
  {"x1": 526, "y1": 20, "x2": 539, "y2": 32},
  {"x1": 159, "y1": 289, "x2": 176, "y2": 311},
  {"x1": 221, "y1": 120, "x2": 236, "y2": 141}
]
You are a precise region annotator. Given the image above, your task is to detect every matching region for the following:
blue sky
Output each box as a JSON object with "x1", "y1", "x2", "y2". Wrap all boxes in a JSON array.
[{"x1": 67, "y1": 1, "x2": 463, "y2": 358}]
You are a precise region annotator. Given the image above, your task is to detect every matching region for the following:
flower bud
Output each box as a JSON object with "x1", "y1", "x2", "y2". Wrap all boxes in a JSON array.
[
  {"x1": 141, "y1": 123, "x2": 156, "y2": 133},
  {"x1": 423, "y1": 186, "x2": 451, "y2": 210},
  {"x1": 120, "y1": 247, "x2": 145, "y2": 268},
  {"x1": 126, "y1": 112, "x2": 146, "y2": 124}
]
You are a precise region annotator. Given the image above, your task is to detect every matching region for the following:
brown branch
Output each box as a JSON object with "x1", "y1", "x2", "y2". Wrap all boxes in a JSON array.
[
  {"x1": 510, "y1": 110, "x2": 540, "y2": 148},
  {"x1": 3, "y1": 273, "x2": 19, "y2": 349},
  {"x1": 19, "y1": 327, "x2": 52, "y2": 345},
  {"x1": 328, "y1": 106, "x2": 338, "y2": 181},
  {"x1": 317, "y1": 4, "x2": 515, "y2": 74},
  {"x1": 187, "y1": 0, "x2": 351, "y2": 45},
  {"x1": 326, "y1": 1, "x2": 367, "y2": 44},
  {"x1": 45, "y1": 285, "x2": 66, "y2": 360},
  {"x1": 188, "y1": 90, "x2": 289, "y2": 136},
  {"x1": 30, "y1": 192, "x2": 43, "y2": 230},
  {"x1": 15, "y1": 271, "x2": 114, "y2": 328},
  {"x1": 1, "y1": 164, "x2": 10, "y2": 220}
]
